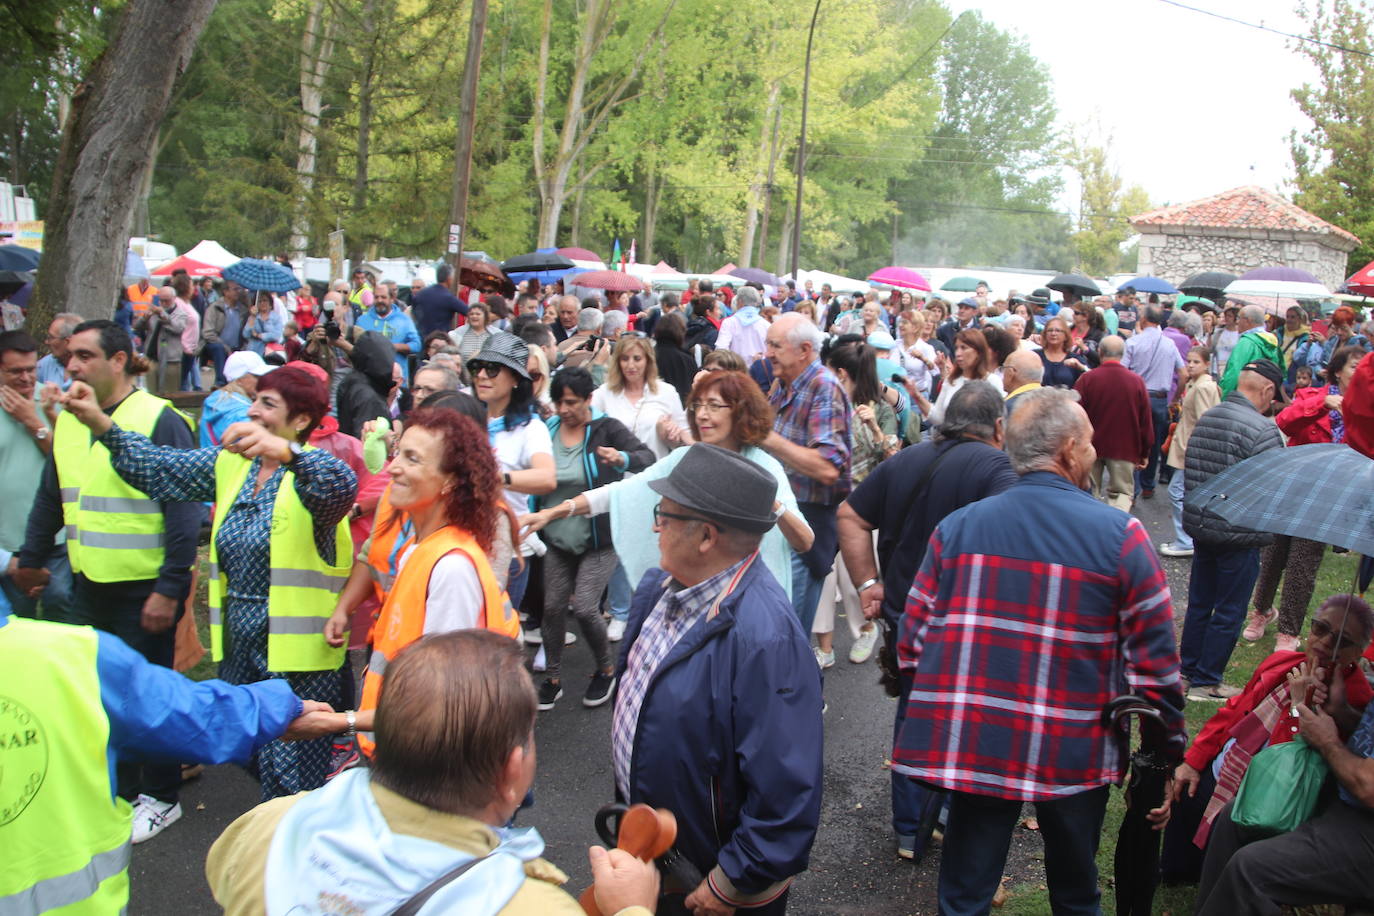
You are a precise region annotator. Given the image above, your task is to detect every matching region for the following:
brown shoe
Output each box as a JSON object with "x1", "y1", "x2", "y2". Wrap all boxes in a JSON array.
[{"x1": 180, "y1": 764, "x2": 204, "y2": 782}]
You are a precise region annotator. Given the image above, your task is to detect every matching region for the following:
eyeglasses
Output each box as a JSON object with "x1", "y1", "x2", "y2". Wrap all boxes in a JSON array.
[
  {"x1": 1, "y1": 365, "x2": 36, "y2": 378},
  {"x1": 1310, "y1": 617, "x2": 1363, "y2": 652},
  {"x1": 688, "y1": 400, "x2": 730, "y2": 414},
  {"x1": 652, "y1": 503, "x2": 713, "y2": 528},
  {"x1": 469, "y1": 361, "x2": 504, "y2": 378}
]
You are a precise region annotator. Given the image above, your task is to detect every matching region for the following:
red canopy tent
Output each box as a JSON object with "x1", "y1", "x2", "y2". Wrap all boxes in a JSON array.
[{"x1": 152, "y1": 256, "x2": 221, "y2": 278}]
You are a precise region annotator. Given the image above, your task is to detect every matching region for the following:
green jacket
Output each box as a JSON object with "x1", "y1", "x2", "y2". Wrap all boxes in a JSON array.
[{"x1": 1220, "y1": 329, "x2": 1283, "y2": 397}]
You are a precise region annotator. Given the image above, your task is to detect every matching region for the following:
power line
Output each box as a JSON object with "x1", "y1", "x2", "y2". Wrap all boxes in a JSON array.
[{"x1": 1156, "y1": 0, "x2": 1374, "y2": 59}]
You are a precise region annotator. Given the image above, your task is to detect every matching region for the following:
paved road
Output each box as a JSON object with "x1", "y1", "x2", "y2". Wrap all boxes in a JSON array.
[{"x1": 129, "y1": 493, "x2": 1186, "y2": 914}]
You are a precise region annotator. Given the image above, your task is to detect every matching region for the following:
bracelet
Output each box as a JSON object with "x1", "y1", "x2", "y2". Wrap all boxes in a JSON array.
[
  {"x1": 345, "y1": 709, "x2": 357, "y2": 740},
  {"x1": 856, "y1": 577, "x2": 880, "y2": 593},
  {"x1": 561, "y1": 499, "x2": 577, "y2": 519}
]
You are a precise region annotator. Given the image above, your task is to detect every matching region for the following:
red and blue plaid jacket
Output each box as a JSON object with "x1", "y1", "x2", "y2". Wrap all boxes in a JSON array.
[{"x1": 893, "y1": 471, "x2": 1186, "y2": 801}]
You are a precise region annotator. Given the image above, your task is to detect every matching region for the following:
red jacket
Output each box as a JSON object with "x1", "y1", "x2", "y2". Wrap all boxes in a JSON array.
[
  {"x1": 1277, "y1": 385, "x2": 1336, "y2": 444},
  {"x1": 1184, "y1": 650, "x2": 1373, "y2": 771},
  {"x1": 1073, "y1": 361, "x2": 1154, "y2": 463}
]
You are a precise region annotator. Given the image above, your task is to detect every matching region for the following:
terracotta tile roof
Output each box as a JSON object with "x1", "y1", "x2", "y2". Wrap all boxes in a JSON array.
[{"x1": 1130, "y1": 185, "x2": 1360, "y2": 245}]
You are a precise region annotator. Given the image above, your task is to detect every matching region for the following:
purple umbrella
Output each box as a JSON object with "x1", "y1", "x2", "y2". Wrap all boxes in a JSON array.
[
  {"x1": 8, "y1": 282, "x2": 32, "y2": 308},
  {"x1": 729, "y1": 266, "x2": 780, "y2": 287},
  {"x1": 1236, "y1": 266, "x2": 1322, "y2": 284}
]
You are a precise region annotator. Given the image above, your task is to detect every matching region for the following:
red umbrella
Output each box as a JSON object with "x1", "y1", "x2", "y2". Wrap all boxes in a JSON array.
[
  {"x1": 569, "y1": 269, "x2": 643, "y2": 292},
  {"x1": 152, "y1": 255, "x2": 221, "y2": 277},
  {"x1": 867, "y1": 266, "x2": 931, "y2": 291},
  {"x1": 557, "y1": 247, "x2": 602, "y2": 262},
  {"x1": 1346, "y1": 260, "x2": 1374, "y2": 297}
]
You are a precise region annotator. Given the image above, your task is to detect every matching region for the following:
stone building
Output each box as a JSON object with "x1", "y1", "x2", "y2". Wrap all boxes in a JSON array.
[{"x1": 1130, "y1": 185, "x2": 1359, "y2": 290}]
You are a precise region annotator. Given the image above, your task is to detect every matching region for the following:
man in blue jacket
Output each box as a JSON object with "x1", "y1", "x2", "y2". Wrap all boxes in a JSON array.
[{"x1": 612, "y1": 444, "x2": 824, "y2": 914}]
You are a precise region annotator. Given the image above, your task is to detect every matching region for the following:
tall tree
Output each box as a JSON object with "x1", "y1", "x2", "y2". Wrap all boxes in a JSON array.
[
  {"x1": 1065, "y1": 135, "x2": 1148, "y2": 276},
  {"x1": 31, "y1": 0, "x2": 219, "y2": 329},
  {"x1": 1291, "y1": 0, "x2": 1374, "y2": 272},
  {"x1": 289, "y1": 0, "x2": 339, "y2": 267}
]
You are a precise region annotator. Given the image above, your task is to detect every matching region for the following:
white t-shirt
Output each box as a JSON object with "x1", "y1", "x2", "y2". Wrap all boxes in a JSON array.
[
  {"x1": 395, "y1": 541, "x2": 484, "y2": 634},
  {"x1": 490, "y1": 417, "x2": 552, "y2": 556},
  {"x1": 591, "y1": 383, "x2": 685, "y2": 460},
  {"x1": 895, "y1": 339, "x2": 936, "y2": 396}
]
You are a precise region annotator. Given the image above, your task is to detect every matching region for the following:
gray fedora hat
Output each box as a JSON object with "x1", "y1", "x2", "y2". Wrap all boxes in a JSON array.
[
  {"x1": 467, "y1": 331, "x2": 530, "y2": 380},
  {"x1": 648, "y1": 444, "x2": 778, "y2": 534}
]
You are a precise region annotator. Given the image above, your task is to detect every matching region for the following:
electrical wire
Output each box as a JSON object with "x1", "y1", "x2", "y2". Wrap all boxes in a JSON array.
[{"x1": 1156, "y1": 0, "x2": 1374, "y2": 58}]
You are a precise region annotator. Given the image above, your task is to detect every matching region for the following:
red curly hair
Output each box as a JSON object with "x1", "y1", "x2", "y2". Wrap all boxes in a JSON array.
[{"x1": 383, "y1": 408, "x2": 504, "y2": 553}]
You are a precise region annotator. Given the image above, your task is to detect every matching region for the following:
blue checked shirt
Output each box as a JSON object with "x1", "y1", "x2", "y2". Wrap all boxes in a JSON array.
[
  {"x1": 767, "y1": 358, "x2": 852, "y2": 505},
  {"x1": 612, "y1": 559, "x2": 748, "y2": 799}
]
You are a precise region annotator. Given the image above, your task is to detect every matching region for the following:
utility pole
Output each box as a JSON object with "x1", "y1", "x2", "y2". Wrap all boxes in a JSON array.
[
  {"x1": 789, "y1": 0, "x2": 822, "y2": 280},
  {"x1": 444, "y1": 0, "x2": 489, "y2": 290}
]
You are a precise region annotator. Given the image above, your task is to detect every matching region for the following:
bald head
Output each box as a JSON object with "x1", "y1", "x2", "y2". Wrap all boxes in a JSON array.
[
  {"x1": 1098, "y1": 335, "x2": 1126, "y2": 361},
  {"x1": 1003, "y1": 349, "x2": 1044, "y2": 383}
]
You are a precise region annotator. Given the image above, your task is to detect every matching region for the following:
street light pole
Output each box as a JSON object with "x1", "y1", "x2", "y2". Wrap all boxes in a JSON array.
[
  {"x1": 445, "y1": 0, "x2": 489, "y2": 290},
  {"x1": 789, "y1": 0, "x2": 822, "y2": 281}
]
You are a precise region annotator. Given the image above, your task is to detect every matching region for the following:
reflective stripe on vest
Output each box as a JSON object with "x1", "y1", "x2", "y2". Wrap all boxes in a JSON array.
[
  {"x1": 0, "y1": 841, "x2": 130, "y2": 916},
  {"x1": 52, "y1": 388, "x2": 187, "y2": 582},
  {"x1": 207, "y1": 449, "x2": 352, "y2": 672},
  {"x1": 359, "y1": 495, "x2": 516, "y2": 756},
  {"x1": 0, "y1": 618, "x2": 135, "y2": 915}
]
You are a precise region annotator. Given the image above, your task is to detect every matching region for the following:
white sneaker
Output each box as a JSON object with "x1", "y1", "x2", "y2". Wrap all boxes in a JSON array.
[
  {"x1": 849, "y1": 627, "x2": 879, "y2": 664},
  {"x1": 607, "y1": 618, "x2": 627, "y2": 642},
  {"x1": 523, "y1": 628, "x2": 542, "y2": 645},
  {"x1": 1158, "y1": 541, "x2": 1194, "y2": 558},
  {"x1": 564, "y1": 631, "x2": 577, "y2": 645},
  {"x1": 814, "y1": 646, "x2": 835, "y2": 669},
  {"x1": 531, "y1": 645, "x2": 547, "y2": 672},
  {"x1": 130, "y1": 794, "x2": 181, "y2": 844}
]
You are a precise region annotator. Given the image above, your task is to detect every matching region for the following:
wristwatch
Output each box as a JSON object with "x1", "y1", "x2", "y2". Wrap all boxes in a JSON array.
[
  {"x1": 344, "y1": 709, "x2": 357, "y2": 741},
  {"x1": 503, "y1": 471, "x2": 512, "y2": 486},
  {"x1": 283, "y1": 441, "x2": 305, "y2": 465},
  {"x1": 856, "y1": 577, "x2": 880, "y2": 593},
  {"x1": 30, "y1": 425, "x2": 49, "y2": 441}
]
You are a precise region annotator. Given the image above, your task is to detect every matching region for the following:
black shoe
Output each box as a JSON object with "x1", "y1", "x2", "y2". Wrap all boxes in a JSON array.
[
  {"x1": 583, "y1": 671, "x2": 616, "y2": 707},
  {"x1": 537, "y1": 680, "x2": 563, "y2": 710}
]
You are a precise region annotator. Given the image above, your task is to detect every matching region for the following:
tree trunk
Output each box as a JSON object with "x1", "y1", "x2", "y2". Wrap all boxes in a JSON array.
[
  {"x1": 347, "y1": 0, "x2": 379, "y2": 269},
  {"x1": 289, "y1": 0, "x2": 338, "y2": 268},
  {"x1": 641, "y1": 161, "x2": 660, "y2": 265},
  {"x1": 756, "y1": 99, "x2": 782, "y2": 269},
  {"x1": 30, "y1": 0, "x2": 218, "y2": 330},
  {"x1": 738, "y1": 83, "x2": 780, "y2": 267},
  {"x1": 775, "y1": 204, "x2": 793, "y2": 277}
]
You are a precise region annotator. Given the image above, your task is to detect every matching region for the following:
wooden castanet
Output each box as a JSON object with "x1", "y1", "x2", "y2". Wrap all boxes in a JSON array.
[{"x1": 579, "y1": 805, "x2": 677, "y2": 915}]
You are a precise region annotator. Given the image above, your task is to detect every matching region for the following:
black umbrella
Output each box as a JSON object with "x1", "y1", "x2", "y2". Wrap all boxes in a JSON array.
[
  {"x1": 1104, "y1": 696, "x2": 1184, "y2": 916},
  {"x1": 1178, "y1": 270, "x2": 1237, "y2": 297},
  {"x1": 1047, "y1": 272, "x2": 1101, "y2": 299},
  {"x1": 0, "y1": 244, "x2": 40, "y2": 273},
  {"x1": 501, "y1": 250, "x2": 575, "y2": 273}
]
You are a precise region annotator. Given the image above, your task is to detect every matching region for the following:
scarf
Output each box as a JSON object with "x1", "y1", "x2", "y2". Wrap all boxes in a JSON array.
[
  {"x1": 1329, "y1": 383, "x2": 1346, "y2": 443},
  {"x1": 1196, "y1": 680, "x2": 1290, "y2": 847}
]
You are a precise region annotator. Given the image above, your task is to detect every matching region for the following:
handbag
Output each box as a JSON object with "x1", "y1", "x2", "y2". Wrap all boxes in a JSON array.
[{"x1": 1229, "y1": 736, "x2": 1329, "y2": 838}]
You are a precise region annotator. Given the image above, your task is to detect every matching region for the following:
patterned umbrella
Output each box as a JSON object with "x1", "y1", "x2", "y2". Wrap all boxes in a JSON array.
[
  {"x1": 1184, "y1": 443, "x2": 1374, "y2": 555},
  {"x1": 866, "y1": 266, "x2": 931, "y2": 291},
  {"x1": 568, "y1": 269, "x2": 643, "y2": 292},
  {"x1": 556, "y1": 247, "x2": 602, "y2": 262},
  {"x1": 459, "y1": 255, "x2": 515, "y2": 296},
  {"x1": 222, "y1": 258, "x2": 299, "y2": 293}
]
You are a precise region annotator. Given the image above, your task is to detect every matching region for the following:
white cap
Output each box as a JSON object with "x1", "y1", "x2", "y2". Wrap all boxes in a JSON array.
[{"x1": 225, "y1": 350, "x2": 271, "y2": 382}]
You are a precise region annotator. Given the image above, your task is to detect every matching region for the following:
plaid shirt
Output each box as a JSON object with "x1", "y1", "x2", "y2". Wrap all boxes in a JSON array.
[
  {"x1": 893, "y1": 471, "x2": 1185, "y2": 801},
  {"x1": 612, "y1": 559, "x2": 746, "y2": 798},
  {"x1": 768, "y1": 359, "x2": 852, "y2": 505}
]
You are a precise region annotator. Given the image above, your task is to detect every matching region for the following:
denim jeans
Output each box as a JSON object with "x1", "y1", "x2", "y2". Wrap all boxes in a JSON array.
[
  {"x1": 3, "y1": 544, "x2": 74, "y2": 622},
  {"x1": 1168, "y1": 471, "x2": 1192, "y2": 549},
  {"x1": 790, "y1": 549, "x2": 825, "y2": 634},
  {"x1": 179, "y1": 352, "x2": 202, "y2": 391},
  {"x1": 891, "y1": 664, "x2": 946, "y2": 844},
  {"x1": 939, "y1": 786, "x2": 1109, "y2": 916},
  {"x1": 1136, "y1": 392, "x2": 1171, "y2": 492},
  {"x1": 606, "y1": 560, "x2": 632, "y2": 623},
  {"x1": 507, "y1": 556, "x2": 531, "y2": 610},
  {"x1": 203, "y1": 341, "x2": 230, "y2": 387},
  {"x1": 1180, "y1": 544, "x2": 1260, "y2": 686}
]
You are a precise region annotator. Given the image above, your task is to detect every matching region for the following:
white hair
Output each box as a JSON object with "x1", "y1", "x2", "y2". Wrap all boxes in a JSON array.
[
  {"x1": 577, "y1": 307, "x2": 605, "y2": 332},
  {"x1": 1005, "y1": 388, "x2": 1085, "y2": 474},
  {"x1": 777, "y1": 313, "x2": 825, "y2": 351},
  {"x1": 1239, "y1": 304, "x2": 1265, "y2": 327},
  {"x1": 602, "y1": 310, "x2": 628, "y2": 336}
]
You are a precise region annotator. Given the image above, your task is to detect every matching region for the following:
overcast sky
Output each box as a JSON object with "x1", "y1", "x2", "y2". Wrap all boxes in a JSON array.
[{"x1": 945, "y1": 0, "x2": 1316, "y2": 216}]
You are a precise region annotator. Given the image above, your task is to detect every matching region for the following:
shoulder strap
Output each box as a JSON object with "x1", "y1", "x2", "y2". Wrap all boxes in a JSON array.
[
  {"x1": 389, "y1": 853, "x2": 504, "y2": 916},
  {"x1": 896, "y1": 439, "x2": 973, "y2": 524}
]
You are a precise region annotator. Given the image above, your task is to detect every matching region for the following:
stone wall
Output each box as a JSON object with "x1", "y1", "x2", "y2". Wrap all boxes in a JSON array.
[{"x1": 1135, "y1": 227, "x2": 1351, "y2": 290}]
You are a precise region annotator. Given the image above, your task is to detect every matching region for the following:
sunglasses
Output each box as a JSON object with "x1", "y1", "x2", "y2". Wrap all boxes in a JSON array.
[
  {"x1": 469, "y1": 361, "x2": 504, "y2": 378},
  {"x1": 1310, "y1": 617, "x2": 1364, "y2": 652}
]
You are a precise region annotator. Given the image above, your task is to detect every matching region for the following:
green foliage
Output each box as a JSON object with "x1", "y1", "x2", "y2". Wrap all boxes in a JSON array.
[
  {"x1": 1291, "y1": 0, "x2": 1374, "y2": 273},
  {"x1": 1066, "y1": 136, "x2": 1149, "y2": 277}
]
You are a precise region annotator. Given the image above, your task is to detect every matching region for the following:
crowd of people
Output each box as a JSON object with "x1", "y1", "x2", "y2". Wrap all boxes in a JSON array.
[{"x1": 4, "y1": 262, "x2": 1374, "y2": 916}]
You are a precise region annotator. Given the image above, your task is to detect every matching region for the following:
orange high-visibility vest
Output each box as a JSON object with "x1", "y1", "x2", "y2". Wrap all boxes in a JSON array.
[
  {"x1": 125, "y1": 282, "x2": 156, "y2": 316},
  {"x1": 359, "y1": 491, "x2": 519, "y2": 755}
]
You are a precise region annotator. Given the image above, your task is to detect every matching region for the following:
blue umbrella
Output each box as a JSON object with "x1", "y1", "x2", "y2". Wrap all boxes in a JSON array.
[
  {"x1": 1120, "y1": 276, "x2": 1178, "y2": 295},
  {"x1": 124, "y1": 249, "x2": 150, "y2": 282},
  {"x1": 223, "y1": 258, "x2": 300, "y2": 293},
  {"x1": 503, "y1": 248, "x2": 577, "y2": 285},
  {"x1": 0, "y1": 245, "x2": 40, "y2": 273}
]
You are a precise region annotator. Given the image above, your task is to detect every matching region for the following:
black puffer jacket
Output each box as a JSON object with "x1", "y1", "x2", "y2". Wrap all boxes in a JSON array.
[
  {"x1": 1182, "y1": 391, "x2": 1284, "y2": 549},
  {"x1": 335, "y1": 330, "x2": 394, "y2": 439}
]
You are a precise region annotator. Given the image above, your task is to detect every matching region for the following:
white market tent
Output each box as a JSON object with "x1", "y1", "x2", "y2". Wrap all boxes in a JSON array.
[
  {"x1": 788, "y1": 269, "x2": 870, "y2": 295},
  {"x1": 182, "y1": 239, "x2": 240, "y2": 269}
]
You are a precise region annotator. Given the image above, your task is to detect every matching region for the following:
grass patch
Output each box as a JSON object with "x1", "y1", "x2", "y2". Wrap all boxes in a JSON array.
[{"x1": 1000, "y1": 548, "x2": 1360, "y2": 914}]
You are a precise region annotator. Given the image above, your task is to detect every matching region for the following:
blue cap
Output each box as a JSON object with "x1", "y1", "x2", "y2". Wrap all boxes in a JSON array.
[{"x1": 958, "y1": 296, "x2": 980, "y2": 309}]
